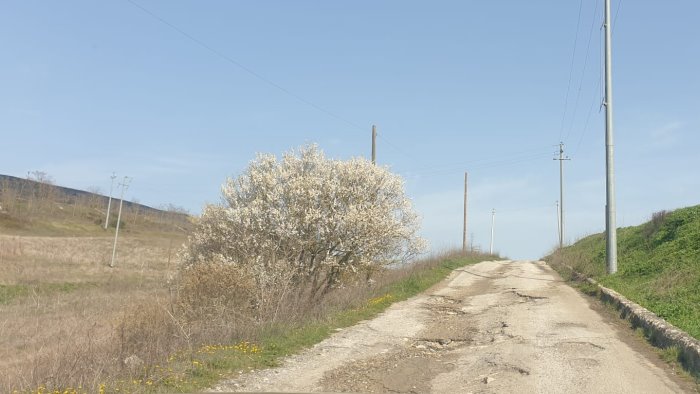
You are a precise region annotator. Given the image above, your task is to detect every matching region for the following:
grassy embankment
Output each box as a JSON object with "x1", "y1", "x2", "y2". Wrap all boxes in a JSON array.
[
  {"x1": 546, "y1": 204, "x2": 700, "y2": 342},
  {"x1": 547, "y1": 204, "x2": 700, "y2": 385}
]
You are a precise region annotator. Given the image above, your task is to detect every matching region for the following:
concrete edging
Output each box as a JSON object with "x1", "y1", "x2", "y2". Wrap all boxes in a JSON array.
[{"x1": 561, "y1": 264, "x2": 700, "y2": 376}]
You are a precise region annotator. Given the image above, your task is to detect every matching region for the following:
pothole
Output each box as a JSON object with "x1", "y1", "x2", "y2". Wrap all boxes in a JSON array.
[
  {"x1": 428, "y1": 294, "x2": 462, "y2": 305},
  {"x1": 556, "y1": 341, "x2": 606, "y2": 350},
  {"x1": 320, "y1": 347, "x2": 456, "y2": 393},
  {"x1": 433, "y1": 305, "x2": 467, "y2": 315},
  {"x1": 510, "y1": 290, "x2": 549, "y2": 302},
  {"x1": 555, "y1": 321, "x2": 588, "y2": 328},
  {"x1": 485, "y1": 359, "x2": 531, "y2": 376},
  {"x1": 412, "y1": 338, "x2": 471, "y2": 351}
]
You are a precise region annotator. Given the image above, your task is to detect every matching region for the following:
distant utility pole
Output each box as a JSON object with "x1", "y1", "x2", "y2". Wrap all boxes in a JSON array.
[
  {"x1": 463, "y1": 172, "x2": 468, "y2": 252},
  {"x1": 371, "y1": 125, "x2": 377, "y2": 164},
  {"x1": 104, "y1": 172, "x2": 117, "y2": 230},
  {"x1": 604, "y1": 0, "x2": 618, "y2": 274},
  {"x1": 554, "y1": 142, "x2": 570, "y2": 248},
  {"x1": 489, "y1": 208, "x2": 496, "y2": 255},
  {"x1": 556, "y1": 200, "x2": 561, "y2": 246},
  {"x1": 110, "y1": 176, "x2": 131, "y2": 268}
]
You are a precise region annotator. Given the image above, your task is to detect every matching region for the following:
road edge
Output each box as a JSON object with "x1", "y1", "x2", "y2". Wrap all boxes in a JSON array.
[{"x1": 553, "y1": 262, "x2": 700, "y2": 378}]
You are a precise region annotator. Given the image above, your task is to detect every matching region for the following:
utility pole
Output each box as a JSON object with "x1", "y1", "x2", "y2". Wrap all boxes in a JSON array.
[
  {"x1": 554, "y1": 142, "x2": 570, "y2": 248},
  {"x1": 604, "y1": 0, "x2": 618, "y2": 274},
  {"x1": 371, "y1": 125, "x2": 377, "y2": 165},
  {"x1": 104, "y1": 172, "x2": 117, "y2": 230},
  {"x1": 463, "y1": 172, "x2": 468, "y2": 252},
  {"x1": 556, "y1": 200, "x2": 561, "y2": 246},
  {"x1": 110, "y1": 176, "x2": 130, "y2": 268},
  {"x1": 489, "y1": 208, "x2": 496, "y2": 255}
]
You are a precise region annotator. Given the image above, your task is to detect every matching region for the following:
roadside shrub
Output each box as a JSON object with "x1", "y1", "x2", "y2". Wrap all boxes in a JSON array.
[
  {"x1": 181, "y1": 145, "x2": 426, "y2": 303},
  {"x1": 117, "y1": 302, "x2": 179, "y2": 366},
  {"x1": 643, "y1": 210, "x2": 668, "y2": 241},
  {"x1": 176, "y1": 261, "x2": 265, "y2": 332}
]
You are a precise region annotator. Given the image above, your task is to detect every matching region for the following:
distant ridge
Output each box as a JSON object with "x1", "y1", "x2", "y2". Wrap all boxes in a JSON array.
[{"x1": 0, "y1": 173, "x2": 185, "y2": 218}]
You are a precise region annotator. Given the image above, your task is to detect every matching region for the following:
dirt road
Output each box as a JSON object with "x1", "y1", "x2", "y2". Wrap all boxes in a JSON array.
[{"x1": 211, "y1": 260, "x2": 693, "y2": 393}]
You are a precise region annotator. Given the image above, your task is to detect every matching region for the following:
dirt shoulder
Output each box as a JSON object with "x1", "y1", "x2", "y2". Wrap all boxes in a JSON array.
[{"x1": 210, "y1": 260, "x2": 695, "y2": 393}]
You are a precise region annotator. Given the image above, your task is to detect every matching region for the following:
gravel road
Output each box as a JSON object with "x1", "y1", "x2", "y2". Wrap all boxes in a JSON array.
[{"x1": 210, "y1": 260, "x2": 694, "y2": 393}]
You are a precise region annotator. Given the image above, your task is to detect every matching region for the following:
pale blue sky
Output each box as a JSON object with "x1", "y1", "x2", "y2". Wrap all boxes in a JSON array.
[{"x1": 2, "y1": 1, "x2": 698, "y2": 258}]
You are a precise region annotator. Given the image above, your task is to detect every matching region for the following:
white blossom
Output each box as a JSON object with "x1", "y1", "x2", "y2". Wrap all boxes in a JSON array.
[{"x1": 182, "y1": 144, "x2": 427, "y2": 298}]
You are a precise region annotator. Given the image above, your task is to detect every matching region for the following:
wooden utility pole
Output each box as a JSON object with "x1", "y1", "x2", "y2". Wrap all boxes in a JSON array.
[
  {"x1": 371, "y1": 125, "x2": 377, "y2": 164},
  {"x1": 463, "y1": 172, "x2": 468, "y2": 252}
]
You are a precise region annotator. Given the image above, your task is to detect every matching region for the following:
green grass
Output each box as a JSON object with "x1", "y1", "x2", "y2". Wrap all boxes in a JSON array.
[
  {"x1": 124, "y1": 253, "x2": 491, "y2": 393},
  {"x1": 545, "y1": 204, "x2": 700, "y2": 340},
  {"x1": 0, "y1": 282, "x2": 97, "y2": 304}
]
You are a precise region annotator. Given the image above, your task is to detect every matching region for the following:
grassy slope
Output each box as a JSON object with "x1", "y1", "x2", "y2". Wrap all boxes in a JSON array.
[{"x1": 546, "y1": 204, "x2": 700, "y2": 340}]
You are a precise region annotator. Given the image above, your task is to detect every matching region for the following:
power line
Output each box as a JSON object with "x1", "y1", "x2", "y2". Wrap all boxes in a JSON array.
[
  {"x1": 125, "y1": 0, "x2": 365, "y2": 133},
  {"x1": 564, "y1": 0, "x2": 600, "y2": 144},
  {"x1": 572, "y1": 79, "x2": 602, "y2": 157},
  {"x1": 613, "y1": 0, "x2": 624, "y2": 34},
  {"x1": 402, "y1": 146, "x2": 552, "y2": 175},
  {"x1": 402, "y1": 151, "x2": 553, "y2": 179},
  {"x1": 571, "y1": 0, "x2": 622, "y2": 157},
  {"x1": 376, "y1": 133, "x2": 420, "y2": 162},
  {"x1": 558, "y1": 0, "x2": 585, "y2": 141},
  {"x1": 126, "y1": 0, "x2": 425, "y2": 163}
]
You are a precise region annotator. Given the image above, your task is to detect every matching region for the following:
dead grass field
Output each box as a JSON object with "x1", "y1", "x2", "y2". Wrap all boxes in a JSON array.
[
  {"x1": 0, "y1": 233, "x2": 185, "y2": 392},
  {"x1": 0, "y1": 230, "x2": 496, "y2": 393}
]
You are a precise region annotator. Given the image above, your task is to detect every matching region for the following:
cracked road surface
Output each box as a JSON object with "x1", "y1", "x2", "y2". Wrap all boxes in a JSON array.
[{"x1": 210, "y1": 260, "x2": 693, "y2": 393}]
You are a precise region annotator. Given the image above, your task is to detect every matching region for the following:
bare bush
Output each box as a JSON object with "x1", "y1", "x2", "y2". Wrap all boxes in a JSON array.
[
  {"x1": 643, "y1": 210, "x2": 669, "y2": 241},
  {"x1": 117, "y1": 302, "x2": 179, "y2": 367},
  {"x1": 27, "y1": 171, "x2": 54, "y2": 185}
]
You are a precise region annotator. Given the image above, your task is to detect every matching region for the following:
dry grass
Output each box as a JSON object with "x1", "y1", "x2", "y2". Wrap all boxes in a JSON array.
[
  {"x1": 0, "y1": 234, "x2": 184, "y2": 392},
  {"x1": 0, "y1": 229, "x2": 494, "y2": 393}
]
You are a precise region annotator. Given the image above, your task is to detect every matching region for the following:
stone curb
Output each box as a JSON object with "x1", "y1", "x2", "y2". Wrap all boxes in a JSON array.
[{"x1": 561, "y1": 264, "x2": 700, "y2": 376}]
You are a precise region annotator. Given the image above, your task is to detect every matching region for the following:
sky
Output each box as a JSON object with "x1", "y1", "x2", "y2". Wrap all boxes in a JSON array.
[{"x1": 1, "y1": 1, "x2": 699, "y2": 259}]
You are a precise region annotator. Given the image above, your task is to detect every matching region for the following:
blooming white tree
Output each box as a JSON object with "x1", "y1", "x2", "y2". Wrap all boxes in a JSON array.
[{"x1": 182, "y1": 145, "x2": 426, "y2": 299}]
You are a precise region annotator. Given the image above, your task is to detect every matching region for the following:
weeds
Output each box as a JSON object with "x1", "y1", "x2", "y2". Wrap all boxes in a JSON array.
[
  {"x1": 1, "y1": 236, "x2": 492, "y2": 393},
  {"x1": 545, "y1": 204, "x2": 700, "y2": 385},
  {"x1": 545, "y1": 204, "x2": 700, "y2": 340}
]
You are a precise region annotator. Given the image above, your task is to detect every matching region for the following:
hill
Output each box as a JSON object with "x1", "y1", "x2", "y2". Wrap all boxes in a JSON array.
[
  {"x1": 0, "y1": 174, "x2": 195, "y2": 391},
  {"x1": 0, "y1": 174, "x2": 192, "y2": 236},
  {"x1": 546, "y1": 204, "x2": 700, "y2": 340}
]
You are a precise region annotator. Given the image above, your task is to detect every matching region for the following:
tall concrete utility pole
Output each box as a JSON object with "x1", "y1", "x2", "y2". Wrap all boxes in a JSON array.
[
  {"x1": 604, "y1": 0, "x2": 618, "y2": 274},
  {"x1": 104, "y1": 172, "x2": 117, "y2": 230},
  {"x1": 463, "y1": 172, "x2": 468, "y2": 252},
  {"x1": 371, "y1": 125, "x2": 377, "y2": 164},
  {"x1": 554, "y1": 142, "x2": 570, "y2": 248},
  {"x1": 110, "y1": 176, "x2": 130, "y2": 268},
  {"x1": 556, "y1": 200, "x2": 561, "y2": 246},
  {"x1": 489, "y1": 208, "x2": 496, "y2": 255}
]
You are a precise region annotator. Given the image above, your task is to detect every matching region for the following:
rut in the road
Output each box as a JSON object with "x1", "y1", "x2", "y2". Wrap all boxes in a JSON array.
[
  {"x1": 320, "y1": 289, "x2": 474, "y2": 393},
  {"x1": 320, "y1": 273, "x2": 538, "y2": 393}
]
